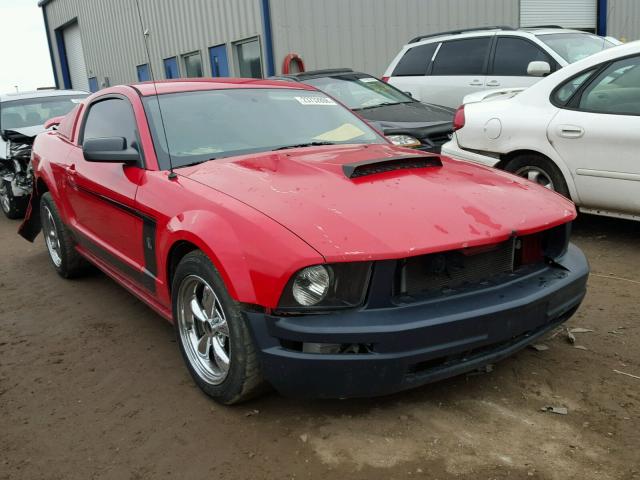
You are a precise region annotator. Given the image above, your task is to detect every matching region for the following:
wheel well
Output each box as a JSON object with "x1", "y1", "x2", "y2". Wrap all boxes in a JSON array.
[
  {"x1": 167, "y1": 241, "x2": 199, "y2": 292},
  {"x1": 36, "y1": 178, "x2": 49, "y2": 195},
  {"x1": 497, "y1": 149, "x2": 549, "y2": 170}
]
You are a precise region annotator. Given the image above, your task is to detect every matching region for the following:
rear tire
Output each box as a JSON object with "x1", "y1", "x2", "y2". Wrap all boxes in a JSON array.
[
  {"x1": 40, "y1": 192, "x2": 87, "y2": 278},
  {"x1": 0, "y1": 179, "x2": 28, "y2": 219},
  {"x1": 172, "y1": 251, "x2": 266, "y2": 404},
  {"x1": 504, "y1": 154, "x2": 570, "y2": 199}
]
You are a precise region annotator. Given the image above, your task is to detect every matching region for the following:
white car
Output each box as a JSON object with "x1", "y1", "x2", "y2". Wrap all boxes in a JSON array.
[
  {"x1": 442, "y1": 41, "x2": 640, "y2": 222},
  {"x1": 0, "y1": 89, "x2": 87, "y2": 218},
  {"x1": 383, "y1": 26, "x2": 619, "y2": 109}
]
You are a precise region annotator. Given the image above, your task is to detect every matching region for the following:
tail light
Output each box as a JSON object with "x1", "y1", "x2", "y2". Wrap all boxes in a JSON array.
[
  {"x1": 453, "y1": 105, "x2": 465, "y2": 131},
  {"x1": 381, "y1": 76, "x2": 390, "y2": 82}
]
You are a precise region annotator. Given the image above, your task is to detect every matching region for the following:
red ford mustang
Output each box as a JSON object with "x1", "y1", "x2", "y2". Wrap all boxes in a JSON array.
[{"x1": 20, "y1": 79, "x2": 588, "y2": 404}]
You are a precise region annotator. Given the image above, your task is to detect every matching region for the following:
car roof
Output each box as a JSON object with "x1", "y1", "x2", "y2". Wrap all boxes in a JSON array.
[
  {"x1": 130, "y1": 78, "x2": 316, "y2": 96},
  {"x1": 407, "y1": 26, "x2": 595, "y2": 46},
  {"x1": 0, "y1": 89, "x2": 88, "y2": 103}
]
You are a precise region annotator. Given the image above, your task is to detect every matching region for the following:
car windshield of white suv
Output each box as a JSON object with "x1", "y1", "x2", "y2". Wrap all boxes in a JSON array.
[
  {"x1": 303, "y1": 74, "x2": 413, "y2": 110},
  {"x1": 144, "y1": 88, "x2": 386, "y2": 169},
  {"x1": 0, "y1": 95, "x2": 86, "y2": 131},
  {"x1": 537, "y1": 33, "x2": 616, "y2": 64}
]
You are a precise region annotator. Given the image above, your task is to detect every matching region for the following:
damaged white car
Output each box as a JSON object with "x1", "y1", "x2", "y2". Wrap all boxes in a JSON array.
[{"x1": 0, "y1": 89, "x2": 87, "y2": 218}]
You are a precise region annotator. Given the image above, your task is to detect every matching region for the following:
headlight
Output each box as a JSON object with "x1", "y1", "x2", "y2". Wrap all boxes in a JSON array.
[
  {"x1": 278, "y1": 262, "x2": 372, "y2": 312},
  {"x1": 386, "y1": 134, "x2": 421, "y2": 148},
  {"x1": 292, "y1": 265, "x2": 331, "y2": 306}
]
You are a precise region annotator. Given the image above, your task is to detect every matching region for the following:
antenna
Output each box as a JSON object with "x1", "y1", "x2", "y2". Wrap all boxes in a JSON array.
[{"x1": 134, "y1": 0, "x2": 177, "y2": 180}]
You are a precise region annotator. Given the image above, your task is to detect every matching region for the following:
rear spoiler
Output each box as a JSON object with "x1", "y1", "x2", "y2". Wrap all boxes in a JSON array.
[{"x1": 462, "y1": 88, "x2": 526, "y2": 105}]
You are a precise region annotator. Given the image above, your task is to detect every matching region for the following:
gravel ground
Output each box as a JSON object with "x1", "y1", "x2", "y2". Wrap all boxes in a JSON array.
[{"x1": 1, "y1": 213, "x2": 638, "y2": 480}]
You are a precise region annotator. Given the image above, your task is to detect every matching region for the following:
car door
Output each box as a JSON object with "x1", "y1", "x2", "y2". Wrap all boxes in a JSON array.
[
  {"x1": 548, "y1": 54, "x2": 640, "y2": 215},
  {"x1": 423, "y1": 36, "x2": 493, "y2": 108},
  {"x1": 64, "y1": 95, "x2": 147, "y2": 277},
  {"x1": 486, "y1": 36, "x2": 557, "y2": 90}
]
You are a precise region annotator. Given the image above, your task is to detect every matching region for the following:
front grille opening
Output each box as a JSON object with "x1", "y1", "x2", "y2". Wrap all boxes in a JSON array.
[
  {"x1": 279, "y1": 340, "x2": 373, "y2": 354},
  {"x1": 398, "y1": 239, "x2": 516, "y2": 297},
  {"x1": 396, "y1": 224, "x2": 570, "y2": 299}
]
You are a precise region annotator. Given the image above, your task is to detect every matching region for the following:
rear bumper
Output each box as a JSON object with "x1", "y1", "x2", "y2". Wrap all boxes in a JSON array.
[
  {"x1": 245, "y1": 244, "x2": 589, "y2": 398},
  {"x1": 441, "y1": 136, "x2": 500, "y2": 167}
]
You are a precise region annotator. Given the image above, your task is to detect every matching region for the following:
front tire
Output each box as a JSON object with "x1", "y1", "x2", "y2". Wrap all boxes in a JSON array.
[
  {"x1": 504, "y1": 154, "x2": 570, "y2": 198},
  {"x1": 0, "y1": 179, "x2": 28, "y2": 219},
  {"x1": 40, "y1": 192, "x2": 87, "y2": 278},
  {"x1": 172, "y1": 251, "x2": 266, "y2": 404}
]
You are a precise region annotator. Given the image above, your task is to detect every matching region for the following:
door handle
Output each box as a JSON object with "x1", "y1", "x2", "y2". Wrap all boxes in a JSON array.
[
  {"x1": 65, "y1": 164, "x2": 78, "y2": 188},
  {"x1": 486, "y1": 80, "x2": 500, "y2": 87},
  {"x1": 558, "y1": 125, "x2": 584, "y2": 139},
  {"x1": 469, "y1": 79, "x2": 483, "y2": 86}
]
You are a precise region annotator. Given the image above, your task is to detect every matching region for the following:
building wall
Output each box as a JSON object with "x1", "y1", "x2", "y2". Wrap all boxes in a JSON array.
[
  {"x1": 44, "y1": 0, "x2": 265, "y2": 88},
  {"x1": 269, "y1": 0, "x2": 520, "y2": 76},
  {"x1": 607, "y1": 0, "x2": 640, "y2": 41}
]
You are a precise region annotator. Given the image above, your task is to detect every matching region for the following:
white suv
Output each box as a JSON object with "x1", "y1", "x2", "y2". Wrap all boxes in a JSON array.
[{"x1": 383, "y1": 26, "x2": 619, "y2": 108}]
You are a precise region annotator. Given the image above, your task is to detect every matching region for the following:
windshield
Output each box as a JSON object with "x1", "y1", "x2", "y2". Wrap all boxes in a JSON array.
[
  {"x1": 537, "y1": 33, "x2": 616, "y2": 63},
  {"x1": 0, "y1": 95, "x2": 86, "y2": 131},
  {"x1": 303, "y1": 74, "x2": 413, "y2": 110},
  {"x1": 143, "y1": 88, "x2": 385, "y2": 169}
]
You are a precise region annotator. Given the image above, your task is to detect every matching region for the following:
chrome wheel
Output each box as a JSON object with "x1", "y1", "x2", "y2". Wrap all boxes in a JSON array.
[
  {"x1": 0, "y1": 182, "x2": 10, "y2": 213},
  {"x1": 515, "y1": 166, "x2": 555, "y2": 190},
  {"x1": 177, "y1": 275, "x2": 231, "y2": 385},
  {"x1": 42, "y1": 204, "x2": 62, "y2": 267}
]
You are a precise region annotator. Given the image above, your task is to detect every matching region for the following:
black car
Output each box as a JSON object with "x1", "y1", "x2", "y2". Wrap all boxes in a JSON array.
[{"x1": 271, "y1": 69, "x2": 455, "y2": 152}]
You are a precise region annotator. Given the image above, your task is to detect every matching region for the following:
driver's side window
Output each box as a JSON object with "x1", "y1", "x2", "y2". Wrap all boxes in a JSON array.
[{"x1": 82, "y1": 98, "x2": 139, "y2": 149}]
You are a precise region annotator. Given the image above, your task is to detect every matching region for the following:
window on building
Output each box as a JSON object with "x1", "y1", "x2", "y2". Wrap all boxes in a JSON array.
[
  {"x1": 182, "y1": 51, "x2": 203, "y2": 78},
  {"x1": 431, "y1": 37, "x2": 491, "y2": 76},
  {"x1": 88, "y1": 77, "x2": 99, "y2": 92},
  {"x1": 234, "y1": 37, "x2": 263, "y2": 78},
  {"x1": 81, "y1": 98, "x2": 138, "y2": 149},
  {"x1": 392, "y1": 43, "x2": 438, "y2": 77},
  {"x1": 137, "y1": 64, "x2": 151, "y2": 82},
  {"x1": 164, "y1": 57, "x2": 179, "y2": 79},
  {"x1": 492, "y1": 37, "x2": 553, "y2": 76}
]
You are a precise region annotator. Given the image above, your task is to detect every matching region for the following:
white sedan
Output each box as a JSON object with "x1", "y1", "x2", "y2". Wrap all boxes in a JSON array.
[{"x1": 442, "y1": 41, "x2": 640, "y2": 222}]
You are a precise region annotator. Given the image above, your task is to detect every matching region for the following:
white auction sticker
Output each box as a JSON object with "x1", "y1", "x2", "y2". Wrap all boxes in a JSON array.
[
  {"x1": 358, "y1": 77, "x2": 378, "y2": 83},
  {"x1": 295, "y1": 96, "x2": 337, "y2": 106}
]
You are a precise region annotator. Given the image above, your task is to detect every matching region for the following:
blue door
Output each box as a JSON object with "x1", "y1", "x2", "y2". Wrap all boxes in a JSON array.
[
  {"x1": 137, "y1": 64, "x2": 151, "y2": 82},
  {"x1": 164, "y1": 57, "x2": 179, "y2": 79},
  {"x1": 209, "y1": 45, "x2": 229, "y2": 77},
  {"x1": 88, "y1": 77, "x2": 99, "y2": 92}
]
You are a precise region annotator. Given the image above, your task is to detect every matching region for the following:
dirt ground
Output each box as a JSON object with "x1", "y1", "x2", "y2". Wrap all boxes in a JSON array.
[{"x1": 1, "y1": 213, "x2": 638, "y2": 480}]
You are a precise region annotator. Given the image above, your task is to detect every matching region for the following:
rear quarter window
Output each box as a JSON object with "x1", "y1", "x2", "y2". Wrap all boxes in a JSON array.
[{"x1": 392, "y1": 43, "x2": 438, "y2": 76}]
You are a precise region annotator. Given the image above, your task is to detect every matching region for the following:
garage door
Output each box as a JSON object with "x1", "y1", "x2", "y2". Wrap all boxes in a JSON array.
[
  {"x1": 62, "y1": 22, "x2": 89, "y2": 91},
  {"x1": 520, "y1": 0, "x2": 597, "y2": 30}
]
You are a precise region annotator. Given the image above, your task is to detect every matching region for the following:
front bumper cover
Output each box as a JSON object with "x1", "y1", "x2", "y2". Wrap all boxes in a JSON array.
[{"x1": 245, "y1": 244, "x2": 589, "y2": 399}]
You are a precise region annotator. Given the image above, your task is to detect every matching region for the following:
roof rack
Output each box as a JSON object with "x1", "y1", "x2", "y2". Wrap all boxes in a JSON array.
[{"x1": 409, "y1": 25, "x2": 516, "y2": 44}]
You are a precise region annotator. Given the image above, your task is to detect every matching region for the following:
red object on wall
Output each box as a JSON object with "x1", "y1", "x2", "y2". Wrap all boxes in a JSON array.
[{"x1": 282, "y1": 53, "x2": 305, "y2": 74}]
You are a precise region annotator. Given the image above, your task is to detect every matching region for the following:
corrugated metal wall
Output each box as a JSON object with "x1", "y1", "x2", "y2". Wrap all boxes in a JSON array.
[
  {"x1": 269, "y1": 0, "x2": 519, "y2": 76},
  {"x1": 44, "y1": 0, "x2": 265, "y2": 88},
  {"x1": 607, "y1": 0, "x2": 640, "y2": 41}
]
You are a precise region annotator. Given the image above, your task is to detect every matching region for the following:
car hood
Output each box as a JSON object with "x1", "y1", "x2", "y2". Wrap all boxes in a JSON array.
[
  {"x1": 0, "y1": 125, "x2": 44, "y2": 160},
  {"x1": 181, "y1": 144, "x2": 575, "y2": 261},
  {"x1": 358, "y1": 101, "x2": 454, "y2": 131}
]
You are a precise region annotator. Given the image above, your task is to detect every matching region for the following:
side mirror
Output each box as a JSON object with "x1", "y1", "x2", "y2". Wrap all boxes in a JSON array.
[
  {"x1": 527, "y1": 61, "x2": 551, "y2": 77},
  {"x1": 82, "y1": 137, "x2": 140, "y2": 163},
  {"x1": 44, "y1": 115, "x2": 64, "y2": 130}
]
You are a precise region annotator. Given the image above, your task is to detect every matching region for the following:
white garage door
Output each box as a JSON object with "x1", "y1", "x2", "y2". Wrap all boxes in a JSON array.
[
  {"x1": 62, "y1": 22, "x2": 89, "y2": 91},
  {"x1": 520, "y1": 0, "x2": 597, "y2": 30}
]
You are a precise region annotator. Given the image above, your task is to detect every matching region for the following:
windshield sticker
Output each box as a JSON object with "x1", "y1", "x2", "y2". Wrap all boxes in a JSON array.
[
  {"x1": 358, "y1": 78, "x2": 378, "y2": 83},
  {"x1": 71, "y1": 99, "x2": 83, "y2": 103},
  {"x1": 295, "y1": 96, "x2": 337, "y2": 106},
  {"x1": 314, "y1": 123, "x2": 366, "y2": 142}
]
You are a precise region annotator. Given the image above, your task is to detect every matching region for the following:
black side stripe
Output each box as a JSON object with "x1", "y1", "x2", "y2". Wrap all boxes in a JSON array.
[{"x1": 74, "y1": 184, "x2": 158, "y2": 290}]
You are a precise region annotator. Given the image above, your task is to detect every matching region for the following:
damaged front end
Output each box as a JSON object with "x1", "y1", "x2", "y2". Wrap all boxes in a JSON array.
[{"x1": 0, "y1": 128, "x2": 38, "y2": 219}]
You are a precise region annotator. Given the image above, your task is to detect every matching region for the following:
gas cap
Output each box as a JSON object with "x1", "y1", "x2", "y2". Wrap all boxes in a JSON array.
[{"x1": 484, "y1": 118, "x2": 502, "y2": 139}]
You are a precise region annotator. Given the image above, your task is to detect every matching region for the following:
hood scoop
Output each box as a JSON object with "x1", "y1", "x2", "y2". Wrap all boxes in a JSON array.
[{"x1": 342, "y1": 154, "x2": 442, "y2": 179}]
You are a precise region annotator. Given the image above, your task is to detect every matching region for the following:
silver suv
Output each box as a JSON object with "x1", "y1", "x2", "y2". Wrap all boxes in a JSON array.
[{"x1": 383, "y1": 26, "x2": 619, "y2": 108}]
